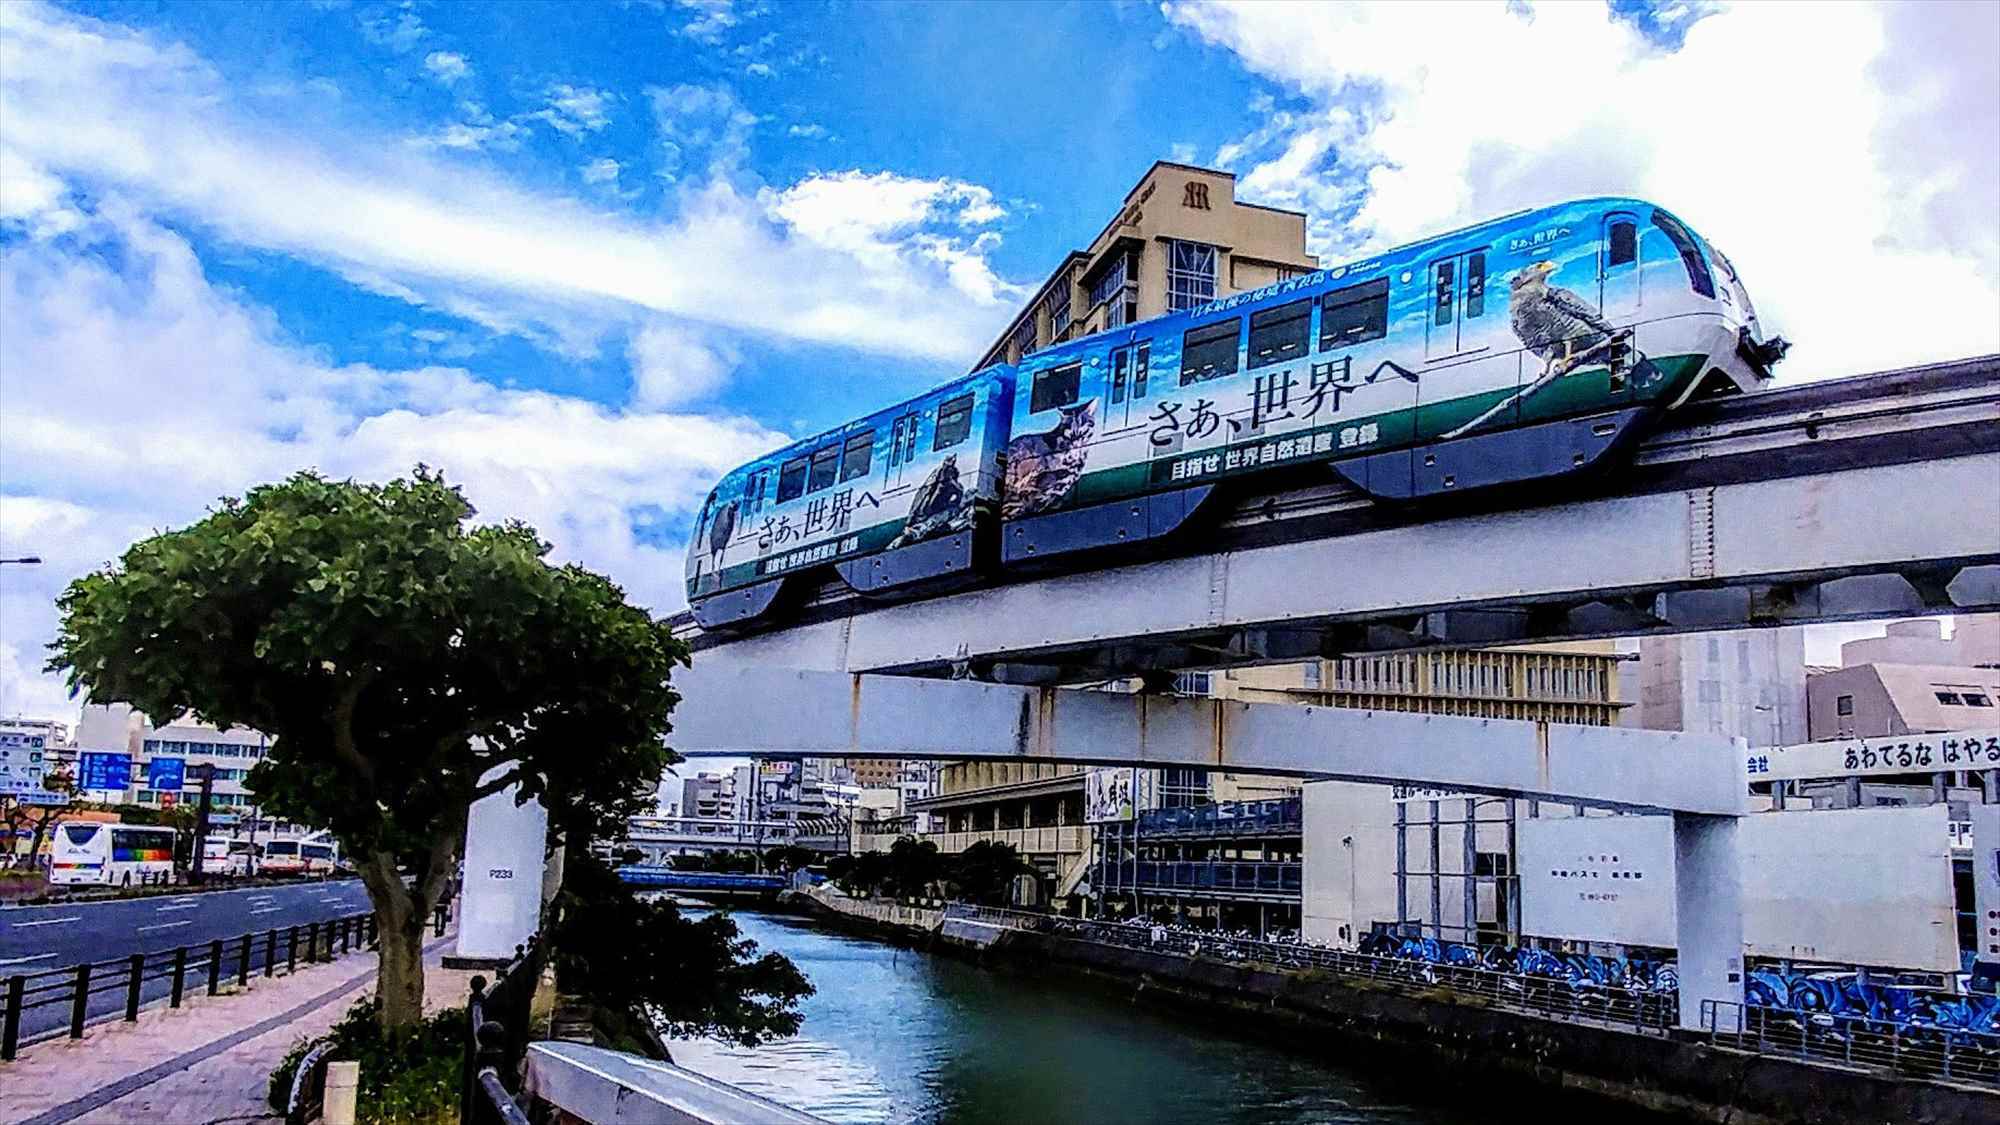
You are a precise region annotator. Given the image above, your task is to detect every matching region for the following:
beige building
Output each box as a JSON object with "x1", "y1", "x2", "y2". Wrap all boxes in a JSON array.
[
  {"x1": 975, "y1": 161, "x2": 1318, "y2": 370},
  {"x1": 1806, "y1": 617, "x2": 2000, "y2": 740}
]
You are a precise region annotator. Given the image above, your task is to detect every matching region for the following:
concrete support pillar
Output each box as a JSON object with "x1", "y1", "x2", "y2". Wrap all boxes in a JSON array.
[
  {"x1": 451, "y1": 763, "x2": 550, "y2": 968},
  {"x1": 1673, "y1": 813, "x2": 1745, "y2": 1031},
  {"x1": 1984, "y1": 769, "x2": 1999, "y2": 805}
]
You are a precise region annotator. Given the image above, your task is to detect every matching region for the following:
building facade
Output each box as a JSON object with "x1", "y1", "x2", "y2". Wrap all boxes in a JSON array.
[
  {"x1": 1807, "y1": 617, "x2": 2000, "y2": 740},
  {"x1": 974, "y1": 161, "x2": 1318, "y2": 370},
  {"x1": 1632, "y1": 628, "x2": 1808, "y2": 746}
]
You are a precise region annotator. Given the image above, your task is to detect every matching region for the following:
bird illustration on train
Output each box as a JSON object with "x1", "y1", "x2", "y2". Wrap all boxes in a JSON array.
[{"x1": 686, "y1": 196, "x2": 1788, "y2": 630}]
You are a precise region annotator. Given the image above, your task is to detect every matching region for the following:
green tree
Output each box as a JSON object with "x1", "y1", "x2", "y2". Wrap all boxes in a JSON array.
[
  {"x1": 761, "y1": 844, "x2": 818, "y2": 874},
  {"x1": 49, "y1": 469, "x2": 685, "y2": 1029},
  {"x1": 885, "y1": 835, "x2": 943, "y2": 900},
  {"x1": 552, "y1": 850, "x2": 810, "y2": 1045},
  {"x1": 1, "y1": 764, "x2": 74, "y2": 871},
  {"x1": 948, "y1": 840, "x2": 1029, "y2": 905}
]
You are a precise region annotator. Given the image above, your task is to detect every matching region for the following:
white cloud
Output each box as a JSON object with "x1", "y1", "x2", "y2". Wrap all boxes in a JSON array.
[
  {"x1": 358, "y1": 2, "x2": 426, "y2": 53},
  {"x1": 0, "y1": 203, "x2": 783, "y2": 722},
  {"x1": 763, "y1": 171, "x2": 1021, "y2": 306},
  {"x1": 0, "y1": 4, "x2": 1019, "y2": 362},
  {"x1": 786, "y1": 123, "x2": 830, "y2": 140},
  {"x1": 580, "y1": 157, "x2": 621, "y2": 184},
  {"x1": 627, "y1": 319, "x2": 739, "y2": 409},
  {"x1": 675, "y1": 0, "x2": 739, "y2": 45},
  {"x1": 744, "y1": 62, "x2": 774, "y2": 79},
  {"x1": 1165, "y1": 0, "x2": 2000, "y2": 379},
  {"x1": 528, "y1": 84, "x2": 612, "y2": 137},
  {"x1": 422, "y1": 50, "x2": 470, "y2": 85}
]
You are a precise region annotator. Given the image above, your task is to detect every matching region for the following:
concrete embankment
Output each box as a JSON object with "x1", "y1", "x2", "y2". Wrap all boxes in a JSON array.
[{"x1": 788, "y1": 891, "x2": 1996, "y2": 1125}]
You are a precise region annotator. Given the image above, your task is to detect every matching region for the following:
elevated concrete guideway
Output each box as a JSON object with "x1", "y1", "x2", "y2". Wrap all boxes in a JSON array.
[{"x1": 670, "y1": 664, "x2": 1746, "y2": 815}]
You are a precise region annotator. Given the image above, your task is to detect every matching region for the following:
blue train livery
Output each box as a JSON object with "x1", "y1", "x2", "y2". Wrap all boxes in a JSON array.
[{"x1": 687, "y1": 196, "x2": 1787, "y2": 629}]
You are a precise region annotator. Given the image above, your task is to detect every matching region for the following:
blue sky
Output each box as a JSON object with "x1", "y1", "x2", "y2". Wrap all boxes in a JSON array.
[{"x1": 3, "y1": 0, "x2": 1996, "y2": 720}]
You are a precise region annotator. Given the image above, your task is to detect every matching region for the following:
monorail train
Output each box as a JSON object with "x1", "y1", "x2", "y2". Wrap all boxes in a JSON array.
[{"x1": 687, "y1": 197, "x2": 1788, "y2": 629}]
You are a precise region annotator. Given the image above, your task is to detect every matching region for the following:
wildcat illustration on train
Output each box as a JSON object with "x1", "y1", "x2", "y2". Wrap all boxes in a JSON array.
[{"x1": 687, "y1": 196, "x2": 1787, "y2": 629}]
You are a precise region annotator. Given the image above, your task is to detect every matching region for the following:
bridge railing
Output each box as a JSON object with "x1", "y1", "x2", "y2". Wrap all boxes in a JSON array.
[
  {"x1": 1700, "y1": 998, "x2": 2000, "y2": 1087},
  {"x1": 461, "y1": 937, "x2": 544, "y2": 1125}
]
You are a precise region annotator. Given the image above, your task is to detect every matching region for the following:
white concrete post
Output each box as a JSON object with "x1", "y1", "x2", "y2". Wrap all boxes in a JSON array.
[
  {"x1": 1673, "y1": 812, "x2": 1745, "y2": 1032},
  {"x1": 323, "y1": 1060, "x2": 360, "y2": 1125},
  {"x1": 451, "y1": 762, "x2": 549, "y2": 967}
]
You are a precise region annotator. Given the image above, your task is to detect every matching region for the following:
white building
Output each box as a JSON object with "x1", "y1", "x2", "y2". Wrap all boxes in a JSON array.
[{"x1": 1631, "y1": 628, "x2": 1808, "y2": 746}]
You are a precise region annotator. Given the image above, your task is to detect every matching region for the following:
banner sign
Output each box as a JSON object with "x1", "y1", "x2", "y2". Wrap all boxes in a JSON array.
[
  {"x1": 0, "y1": 732, "x2": 47, "y2": 749},
  {"x1": 146, "y1": 757, "x2": 186, "y2": 792},
  {"x1": 78, "y1": 752, "x2": 133, "y2": 793},
  {"x1": 15, "y1": 790, "x2": 70, "y2": 806},
  {"x1": 1751, "y1": 728, "x2": 2000, "y2": 782},
  {"x1": 1085, "y1": 767, "x2": 1159, "y2": 823}
]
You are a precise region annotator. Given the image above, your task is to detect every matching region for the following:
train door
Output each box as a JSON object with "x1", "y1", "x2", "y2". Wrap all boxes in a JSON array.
[
  {"x1": 883, "y1": 409, "x2": 921, "y2": 489},
  {"x1": 1424, "y1": 250, "x2": 1489, "y2": 359},
  {"x1": 1598, "y1": 211, "x2": 1642, "y2": 322},
  {"x1": 1106, "y1": 340, "x2": 1152, "y2": 429}
]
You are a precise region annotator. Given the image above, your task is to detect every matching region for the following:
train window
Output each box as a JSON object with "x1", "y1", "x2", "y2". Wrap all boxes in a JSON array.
[
  {"x1": 1649, "y1": 210, "x2": 1715, "y2": 298},
  {"x1": 1030, "y1": 363, "x2": 1082, "y2": 413},
  {"x1": 776, "y1": 457, "x2": 808, "y2": 503},
  {"x1": 839, "y1": 431, "x2": 874, "y2": 482},
  {"x1": 1432, "y1": 260, "x2": 1455, "y2": 327},
  {"x1": 744, "y1": 469, "x2": 770, "y2": 515},
  {"x1": 933, "y1": 394, "x2": 974, "y2": 450},
  {"x1": 1464, "y1": 251, "x2": 1487, "y2": 319},
  {"x1": 1110, "y1": 349, "x2": 1128, "y2": 404},
  {"x1": 1133, "y1": 342, "x2": 1150, "y2": 398},
  {"x1": 1179, "y1": 319, "x2": 1240, "y2": 385},
  {"x1": 1247, "y1": 300, "x2": 1311, "y2": 369},
  {"x1": 1319, "y1": 279, "x2": 1388, "y2": 349},
  {"x1": 807, "y1": 446, "x2": 841, "y2": 493},
  {"x1": 1608, "y1": 221, "x2": 1637, "y2": 268}
]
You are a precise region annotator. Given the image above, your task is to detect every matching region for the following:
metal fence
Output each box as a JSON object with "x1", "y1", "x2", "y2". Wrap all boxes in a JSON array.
[
  {"x1": 1, "y1": 912, "x2": 380, "y2": 1061},
  {"x1": 1702, "y1": 999, "x2": 2000, "y2": 1087},
  {"x1": 1102, "y1": 859, "x2": 1303, "y2": 895},
  {"x1": 461, "y1": 937, "x2": 545, "y2": 1125},
  {"x1": 947, "y1": 905, "x2": 1676, "y2": 1036}
]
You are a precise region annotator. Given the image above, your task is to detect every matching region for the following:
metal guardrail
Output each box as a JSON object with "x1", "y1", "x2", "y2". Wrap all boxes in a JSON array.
[
  {"x1": 283, "y1": 1040, "x2": 337, "y2": 1125},
  {"x1": 1099, "y1": 859, "x2": 1304, "y2": 894},
  {"x1": 461, "y1": 936, "x2": 545, "y2": 1125},
  {"x1": 949, "y1": 905, "x2": 1679, "y2": 1036},
  {"x1": 1, "y1": 911, "x2": 379, "y2": 1060},
  {"x1": 1702, "y1": 998, "x2": 2000, "y2": 1087}
]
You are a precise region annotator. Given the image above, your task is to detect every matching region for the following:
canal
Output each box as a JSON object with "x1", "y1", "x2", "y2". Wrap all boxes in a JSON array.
[{"x1": 671, "y1": 909, "x2": 1583, "y2": 1125}]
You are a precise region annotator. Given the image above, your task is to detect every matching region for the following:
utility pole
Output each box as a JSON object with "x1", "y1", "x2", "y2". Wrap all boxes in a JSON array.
[{"x1": 189, "y1": 763, "x2": 216, "y2": 884}]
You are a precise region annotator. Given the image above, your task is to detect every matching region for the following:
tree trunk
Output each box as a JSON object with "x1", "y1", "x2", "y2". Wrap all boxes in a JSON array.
[{"x1": 360, "y1": 851, "x2": 428, "y2": 1030}]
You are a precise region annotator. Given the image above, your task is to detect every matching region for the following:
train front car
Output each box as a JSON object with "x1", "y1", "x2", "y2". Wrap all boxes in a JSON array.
[
  {"x1": 684, "y1": 367, "x2": 1015, "y2": 630},
  {"x1": 996, "y1": 196, "x2": 1786, "y2": 562}
]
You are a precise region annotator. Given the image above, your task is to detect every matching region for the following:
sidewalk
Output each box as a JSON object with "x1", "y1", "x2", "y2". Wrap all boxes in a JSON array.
[{"x1": 1, "y1": 933, "x2": 479, "y2": 1125}]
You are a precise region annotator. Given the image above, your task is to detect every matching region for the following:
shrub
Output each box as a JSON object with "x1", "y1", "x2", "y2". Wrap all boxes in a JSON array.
[{"x1": 267, "y1": 997, "x2": 464, "y2": 1124}]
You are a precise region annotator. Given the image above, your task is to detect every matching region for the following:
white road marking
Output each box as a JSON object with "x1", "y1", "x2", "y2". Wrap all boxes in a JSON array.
[
  {"x1": 249, "y1": 907, "x2": 281, "y2": 915},
  {"x1": 8, "y1": 916, "x2": 81, "y2": 928},
  {"x1": 137, "y1": 920, "x2": 193, "y2": 933},
  {"x1": 155, "y1": 902, "x2": 203, "y2": 912},
  {"x1": 0, "y1": 952, "x2": 58, "y2": 966}
]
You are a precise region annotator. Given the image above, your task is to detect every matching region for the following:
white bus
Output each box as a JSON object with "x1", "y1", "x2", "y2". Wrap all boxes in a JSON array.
[
  {"x1": 49, "y1": 823, "x2": 178, "y2": 887},
  {"x1": 258, "y1": 838, "x2": 307, "y2": 876},
  {"x1": 300, "y1": 839, "x2": 340, "y2": 876}
]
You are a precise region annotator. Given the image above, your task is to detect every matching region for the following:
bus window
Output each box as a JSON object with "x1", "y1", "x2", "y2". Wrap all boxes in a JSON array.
[
  {"x1": 1029, "y1": 364, "x2": 1081, "y2": 413},
  {"x1": 776, "y1": 457, "x2": 808, "y2": 503},
  {"x1": 840, "y1": 432, "x2": 874, "y2": 482},
  {"x1": 1180, "y1": 320, "x2": 1240, "y2": 384},
  {"x1": 933, "y1": 395, "x2": 974, "y2": 450},
  {"x1": 1247, "y1": 300, "x2": 1311, "y2": 369}
]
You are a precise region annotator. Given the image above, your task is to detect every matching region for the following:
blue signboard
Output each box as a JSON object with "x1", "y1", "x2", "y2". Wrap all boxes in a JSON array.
[
  {"x1": 78, "y1": 751, "x2": 133, "y2": 792},
  {"x1": 146, "y1": 757, "x2": 186, "y2": 792}
]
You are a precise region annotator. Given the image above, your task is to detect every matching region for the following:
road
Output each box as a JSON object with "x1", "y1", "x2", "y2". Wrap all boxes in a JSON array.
[{"x1": 1, "y1": 879, "x2": 376, "y2": 1046}]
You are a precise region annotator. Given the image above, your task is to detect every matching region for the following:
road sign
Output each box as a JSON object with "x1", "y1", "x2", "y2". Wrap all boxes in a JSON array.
[
  {"x1": 14, "y1": 789, "x2": 70, "y2": 806},
  {"x1": 79, "y1": 751, "x2": 133, "y2": 792},
  {"x1": 147, "y1": 756, "x2": 186, "y2": 792}
]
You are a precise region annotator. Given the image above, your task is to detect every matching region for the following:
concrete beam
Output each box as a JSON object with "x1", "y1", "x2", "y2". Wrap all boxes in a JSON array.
[{"x1": 670, "y1": 664, "x2": 1746, "y2": 814}]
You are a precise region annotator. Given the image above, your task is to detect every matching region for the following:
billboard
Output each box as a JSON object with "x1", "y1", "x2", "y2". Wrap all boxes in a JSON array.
[
  {"x1": 1085, "y1": 767, "x2": 1159, "y2": 823},
  {"x1": 1751, "y1": 728, "x2": 2000, "y2": 783},
  {"x1": 1520, "y1": 805, "x2": 1959, "y2": 970},
  {"x1": 78, "y1": 751, "x2": 133, "y2": 793}
]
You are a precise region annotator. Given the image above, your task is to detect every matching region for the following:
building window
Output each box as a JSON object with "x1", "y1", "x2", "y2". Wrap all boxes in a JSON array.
[
  {"x1": 1963, "y1": 693, "x2": 1994, "y2": 708},
  {"x1": 1011, "y1": 315, "x2": 1038, "y2": 359},
  {"x1": 1166, "y1": 240, "x2": 1217, "y2": 311},
  {"x1": 1179, "y1": 319, "x2": 1240, "y2": 385},
  {"x1": 933, "y1": 394, "x2": 974, "y2": 450},
  {"x1": 1047, "y1": 281, "x2": 1071, "y2": 342},
  {"x1": 1029, "y1": 364, "x2": 1081, "y2": 413},
  {"x1": 1318, "y1": 279, "x2": 1389, "y2": 350},
  {"x1": 1935, "y1": 690, "x2": 1965, "y2": 705},
  {"x1": 1173, "y1": 671, "x2": 1211, "y2": 696},
  {"x1": 1160, "y1": 766, "x2": 1210, "y2": 808},
  {"x1": 1247, "y1": 300, "x2": 1311, "y2": 369},
  {"x1": 1835, "y1": 694, "x2": 1854, "y2": 716},
  {"x1": 839, "y1": 432, "x2": 874, "y2": 482}
]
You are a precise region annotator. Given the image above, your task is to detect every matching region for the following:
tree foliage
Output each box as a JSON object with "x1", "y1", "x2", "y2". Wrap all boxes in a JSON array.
[
  {"x1": 826, "y1": 836, "x2": 1025, "y2": 905},
  {"x1": 552, "y1": 850, "x2": 811, "y2": 1046},
  {"x1": 946, "y1": 839, "x2": 1029, "y2": 905},
  {"x1": 49, "y1": 468, "x2": 688, "y2": 1027}
]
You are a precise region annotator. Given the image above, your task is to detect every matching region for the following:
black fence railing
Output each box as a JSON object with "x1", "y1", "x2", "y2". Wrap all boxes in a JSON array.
[
  {"x1": 461, "y1": 937, "x2": 545, "y2": 1125},
  {"x1": 1, "y1": 912, "x2": 379, "y2": 1061},
  {"x1": 1099, "y1": 859, "x2": 1304, "y2": 895}
]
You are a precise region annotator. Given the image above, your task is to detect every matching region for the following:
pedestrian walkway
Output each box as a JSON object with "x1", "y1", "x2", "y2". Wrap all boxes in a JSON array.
[{"x1": 1, "y1": 933, "x2": 478, "y2": 1125}]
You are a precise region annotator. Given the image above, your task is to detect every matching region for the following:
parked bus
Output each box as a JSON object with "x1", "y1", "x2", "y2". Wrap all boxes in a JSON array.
[
  {"x1": 300, "y1": 839, "x2": 339, "y2": 876},
  {"x1": 258, "y1": 838, "x2": 306, "y2": 876},
  {"x1": 48, "y1": 823, "x2": 178, "y2": 887},
  {"x1": 200, "y1": 835, "x2": 233, "y2": 877}
]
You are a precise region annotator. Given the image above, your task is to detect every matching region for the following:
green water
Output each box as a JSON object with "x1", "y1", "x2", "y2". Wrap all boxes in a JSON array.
[{"x1": 669, "y1": 910, "x2": 1506, "y2": 1125}]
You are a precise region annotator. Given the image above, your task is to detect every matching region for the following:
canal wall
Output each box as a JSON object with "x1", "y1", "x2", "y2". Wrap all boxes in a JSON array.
[{"x1": 789, "y1": 891, "x2": 1995, "y2": 1125}]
